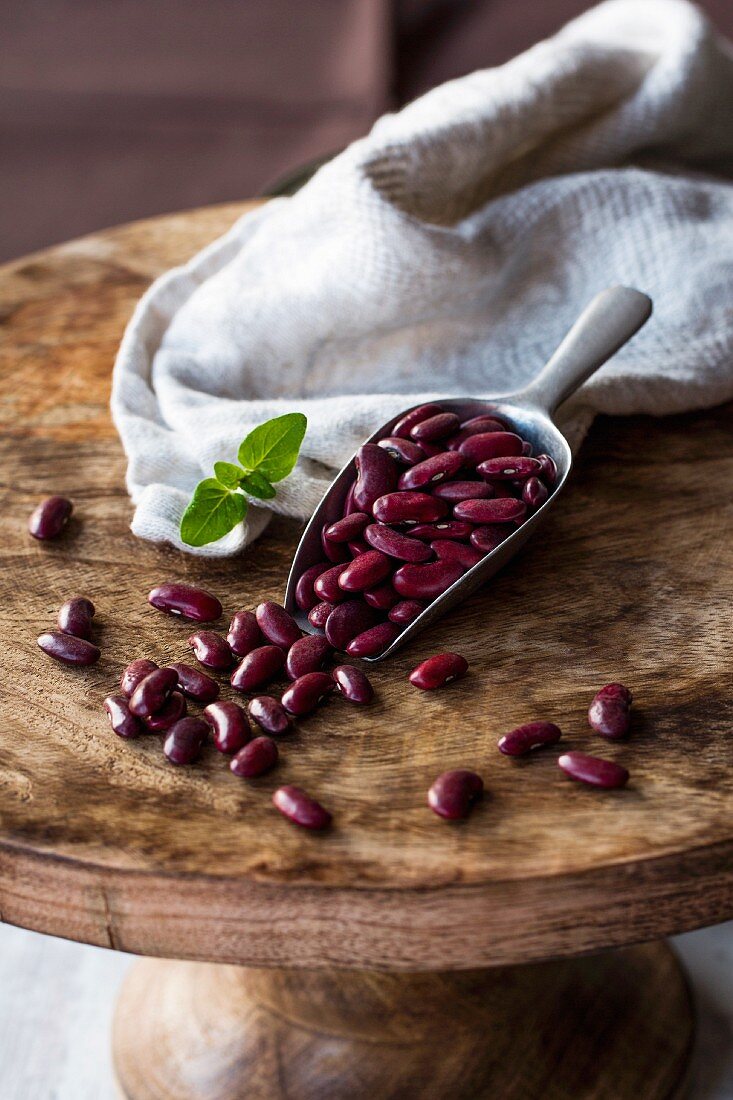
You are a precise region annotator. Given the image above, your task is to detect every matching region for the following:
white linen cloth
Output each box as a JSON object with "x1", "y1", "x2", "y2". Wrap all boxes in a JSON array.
[{"x1": 111, "y1": 0, "x2": 733, "y2": 555}]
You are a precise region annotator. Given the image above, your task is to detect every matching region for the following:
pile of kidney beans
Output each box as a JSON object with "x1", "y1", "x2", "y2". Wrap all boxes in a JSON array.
[{"x1": 294, "y1": 403, "x2": 557, "y2": 659}]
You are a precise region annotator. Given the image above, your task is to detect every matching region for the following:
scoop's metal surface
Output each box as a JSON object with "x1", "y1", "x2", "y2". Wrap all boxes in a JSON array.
[{"x1": 285, "y1": 286, "x2": 652, "y2": 661}]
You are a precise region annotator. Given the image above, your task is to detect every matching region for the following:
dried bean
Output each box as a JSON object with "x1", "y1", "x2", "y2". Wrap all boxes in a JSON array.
[
  {"x1": 129, "y1": 667, "x2": 178, "y2": 717},
  {"x1": 477, "y1": 456, "x2": 541, "y2": 480},
  {"x1": 37, "y1": 631, "x2": 100, "y2": 666},
  {"x1": 256, "y1": 601, "x2": 302, "y2": 650},
  {"x1": 286, "y1": 634, "x2": 332, "y2": 680},
  {"x1": 446, "y1": 418, "x2": 507, "y2": 451},
  {"x1": 470, "y1": 525, "x2": 510, "y2": 553},
  {"x1": 363, "y1": 523, "x2": 433, "y2": 562},
  {"x1": 338, "y1": 549, "x2": 391, "y2": 592},
  {"x1": 459, "y1": 432, "x2": 523, "y2": 465},
  {"x1": 273, "y1": 785, "x2": 332, "y2": 830},
  {"x1": 308, "y1": 602, "x2": 334, "y2": 630},
  {"x1": 169, "y1": 661, "x2": 220, "y2": 703},
  {"x1": 432, "y1": 541, "x2": 482, "y2": 568},
  {"x1": 392, "y1": 403, "x2": 443, "y2": 440},
  {"x1": 145, "y1": 691, "x2": 187, "y2": 733},
  {"x1": 428, "y1": 770, "x2": 483, "y2": 820},
  {"x1": 432, "y1": 481, "x2": 493, "y2": 504},
  {"x1": 588, "y1": 683, "x2": 633, "y2": 739},
  {"x1": 332, "y1": 664, "x2": 374, "y2": 704},
  {"x1": 295, "y1": 562, "x2": 331, "y2": 612},
  {"x1": 342, "y1": 479, "x2": 357, "y2": 517},
  {"x1": 558, "y1": 751, "x2": 629, "y2": 789},
  {"x1": 57, "y1": 596, "x2": 95, "y2": 640},
  {"x1": 388, "y1": 600, "x2": 424, "y2": 624},
  {"x1": 321, "y1": 522, "x2": 349, "y2": 563},
  {"x1": 353, "y1": 444, "x2": 399, "y2": 513},
  {"x1": 372, "y1": 492, "x2": 447, "y2": 524},
  {"x1": 460, "y1": 413, "x2": 508, "y2": 430},
  {"x1": 104, "y1": 695, "x2": 144, "y2": 739},
  {"x1": 347, "y1": 539, "x2": 369, "y2": 556},
  {"x1": 377, "y1": 437, "x2": 425, "y2": 465},
  {"x1": 453, "y1": 498, "x2": 527, "y2": 524},
  {"x1": 536, "y1": 453, "x2": 557, "y2": 485},
  {"x1": 324, "y1": 599, "x2": 377, "y2": 649},
  {"x1": 281, "y1": 671, "x2": 335, "y2": 715},
  {"x1": 409, "y1": 520, "x2": 472, "y2": 541},
  {"x1": 498, "y1": 721, "x2": 562, "y2": 756},
  {"x1": 523, "y1": 477, "x2": 549, "y2": 509},
  {"x1": 227, "y1": 610, "x2": 262, "y2": 658},
  {"x1": 204, "y1": 700, "x2": 251, "y2": 754},
  {"x1": 163, "y1": 717, "x2": 208, "y2": 765},
  {"x1": 248, "y1": 696, "x2": 292, "y2": 736},
  {"x1": 28, "y1": 495, "x2": 73, "y2": 540},
  {"x1": 363, "y1": 582, "x2": 399, "y2": 610},
  {"x1": 398, "y1": 451, "x2": 463, "y2": 491},
  {"x1": 324, "y1": 512, "x2": 370, "y2": 543},
  {"x1": 231, "y1": 645, "x2": 285, "y2": 692},
  {"x1": 345, "y1": 622, "x2": 401, "y2": 657},
  {"x1": 410, "y1": 412, "x2": 460, "y2": 442},
  {"x1": 187, "y1": 630, "x2": 233, "y2": 671},
  {"x1": 148, "y1": 583, "x2": 222, "y2": 623},
  {"x1": 393, "y1": 560, "x2": 464, "y2": 600},
  {"x1": 313, "y1": 564, "x2": 347, "y2": 603},
  {"x1": 231, "y1": 736, "x2": 279, "y2": 778},
  {"x1": 409, "y1": 652, "x2": 468, "y2": 690},
  {"x1": 417, "y1": 441, "x2": 443, "y2": 457},
  {"x1": 521, "y1": 440, "x2": 533, "y2": 456},
  {"x1": 121, "y1": 659, "x2": 158, "y2": 697}
]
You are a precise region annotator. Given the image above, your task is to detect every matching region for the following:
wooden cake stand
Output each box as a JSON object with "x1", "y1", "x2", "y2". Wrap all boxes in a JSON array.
[{"x1": 0, "y1": 204, "x2": 731, "y2": 1099}]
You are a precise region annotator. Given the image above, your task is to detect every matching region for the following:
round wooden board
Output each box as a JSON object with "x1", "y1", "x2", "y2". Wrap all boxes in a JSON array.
[{"x1": 0, "y1": 203, "x2": 731, "y2": 970}]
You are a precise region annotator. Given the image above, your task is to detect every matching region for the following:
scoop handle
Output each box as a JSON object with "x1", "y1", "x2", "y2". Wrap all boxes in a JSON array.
[{"x1": 516, "y1": 286, "x2": 652, "y2": 415}]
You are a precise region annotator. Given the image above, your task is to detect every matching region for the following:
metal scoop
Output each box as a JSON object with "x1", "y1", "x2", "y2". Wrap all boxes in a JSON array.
[{"x1": 284, "y1": 286, "x2": 652, "y2": 661}]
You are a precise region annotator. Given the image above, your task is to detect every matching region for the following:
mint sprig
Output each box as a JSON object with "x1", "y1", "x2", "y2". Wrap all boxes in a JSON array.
[{"x1": 180, "y1": 412, "x2": 306, "y2": 547}]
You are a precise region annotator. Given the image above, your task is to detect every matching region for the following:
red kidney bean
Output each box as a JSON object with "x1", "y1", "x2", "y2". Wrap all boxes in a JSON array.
[
  {"x1": 286, "y1": 634, "x2": 332, "y2": 680},
  {"x1": 342, "y1": 479, "x2": 357, "y2": 517},
  {"x1": 314, "y1": 564, "x2": 347, "y2": 603},
  {"x1": 377, "y1": 437, "x2": 425, "y2": 465},
  {"x1": 392, "y1": 403, "x2": 444, "y2": 440},
  {"x1": 461, "y1": 413, "x2": 508, "y2": 431},
  {"x1": 28, "y1": 495, "x2": 73, "y2": 540},
  {"x1": 393, "y1": 560, "x2": 464, "y2": 600},
  {"x1": 129, "y1": 667, "x2": 178, "y2": 717},
  {"x1": 57, "y1": 596, "x2": 95, "y2": 640},
  {"x1": 454, "y1": 498, "x2": 527, "y2": 524},
  {"x1": 204, "y1": 700, "x2": 251, "y2": 754},
  {"x1": 428, "y1": 770, "x2": 483, "y2": 820},
  {"x1": 397, "y1": 451, "x2": 463, "y2": 491},
  {"x1": 347, "y1": 538, "x2": 369, "y2": 556},
  {"x1": 363, "y1": 523, "x2": 433, "y2": 562},
  {"x1": 477, "y1": 456, "x2": 541, "y2": 480},
  {"x1": 353, "y1": 444, "x2": 399, "y2": 513},
  {"x1": 187, "y1": 630, "x2": 233, "y2": 671},
  {"x1": 256, "y1": 601, "x2": 302, "y2": 650},
  {"x1": 432, "y1": 480, "x2": 493, "y2": 504},
  {"x1": 459, "y1": 432, "x2": 523, "y2": 465},
  {"x1": 281, "y1": 671, "x2": 335, "y2": 715},
  {"x1": 332, "y1": 664, "x2": 374, "y2": 704},
  {"x1": 226, "y1": 610, "x2": 262, "y2": 658},
  {"x1": 410, "y1": 412, "x2": 460, "y2": 442},
  {"x1": 145, "y1": 691, "x2": 187, "y2": 733},
  {"x1": 324, "y1": 599, "x2": 378, "y2": 649},
  {"x1": 345, "y1": 622, "x2": 401, "y2": 657},
  {"x1": 523, "y1": 476, "x2": 549, "y2": 509},
  {"x1": 163, "y1": 717, "x2": 208, "y2": 765},
  {"x1": 295, "y1": 562, "x2": 330, "y2": 612},
  {"x1": 231, "y1": 736, "x2": 279, "y2": 778},
  {"x1": 121, "y1": 658, "x2": 159, "y2": 698},
  {"x1": 536, "y1": 453, "x2": 557, "y2": 485},
  {"x1": 409, "y1": 520, "x2": 473, "y2": 541},
  {"x1": 498, "y1": 721, "x2": 562, "y2": 756},
  {"x1": 321, "y1": 522, "x2": 349, "y2": 563},
  {"x1": 417, "y1": 441, "x2": 443, "y2": 457},
  {"x1": 231, "y1": 645, "x2": 285, "y2": 692},
  {"x1": 37, "y1": 630, "x2": 100, "y2": 666},
  {"x1": 388, "y1": 599, "x2": 424, "y2": 624},
  {"x1": 363, "y1": 582, "x2": 399, "y2": 610},
  {"x1": 148, "y1": 583, "x2": 222, "y2": 623},
  {"x1": 446, "y1": 418, "x2": 508, "y2": 452},
  {"x1": 588, "y1": 683, "x2": 633, "y2": 739},
  {"x1": 325, "y1": 512, "x2": 370, "y2": 543},
  {"x1": 372, "y1": 492, "x2": 447, "y2": 524},
  {"x1": 409, "y1": 652, "x2": 468, "y2": 690},
  {"x1": 558, "y1": 751, "x2": 629, "y2": 789},
  {"x1": 248, "y1": 695, "x2": 292, "y2": 736},
  {"x1": 308, "y1": 602, "x2": 334, "y2": 630},
  {"x1": 169, "y1": 661, "x2": 220, "y2": 703},
  {"x1": 273, "y1": 785, "x2": 332, "y2": 830},
  {"x1": 521, "y1": 440, "x2": 533, "y2": 456},
  {"x1": 104, "y1": 694, "x2": 144, "y2": 739},
  {"x1": 469, "y1": 525, "x2": 511, "y2": 553},
  {"x1": 338, "y1": 549, "x2": 391, "y2": 592},
  {"x1": 432, "y1": 541, "x2": 482, "y2": 568}
]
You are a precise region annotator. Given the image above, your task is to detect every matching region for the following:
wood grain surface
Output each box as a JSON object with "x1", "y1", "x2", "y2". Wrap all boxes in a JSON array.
[{"x1": 0, "y1": 203, "x2": 731, "y2": 969}]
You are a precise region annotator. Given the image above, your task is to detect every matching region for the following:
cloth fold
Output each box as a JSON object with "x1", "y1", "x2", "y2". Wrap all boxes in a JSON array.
[{"x1": 112, "y1": 0, "x2": 733, "y2": 555}]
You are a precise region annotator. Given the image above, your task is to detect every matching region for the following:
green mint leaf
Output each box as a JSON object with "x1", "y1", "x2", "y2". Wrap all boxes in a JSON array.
[
  {"x1": 240, "y1": 470, "x2": 276, "y2": 500},
  {"x1": 213, "y1": 461, "x2": 245, "y2": 489},
  {"x1": 237, "y1": 412, "x2": 307, "y2": 483},
  {"x1": 180, "y1": 479, "x2": 248, "y2": 547}
]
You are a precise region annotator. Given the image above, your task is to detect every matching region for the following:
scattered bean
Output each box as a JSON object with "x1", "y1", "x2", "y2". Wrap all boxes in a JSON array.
[
  {"x1": 388, "y1": 599, "x2": 424, "y2": 624},
  {"x1": 345, "y1": 622, "x2": 401, "y2": 657},
  {"x1": 363, "y1": 523, "x2": 433, "y2": 562},
  {"x1": 281, "y1": 671, "x2": 335, "y2": 715},
  {"x1": 428, "y1": 770, "x2": 483, "y2": 819},
  {"x1": 231, "y1": 736, "x2": 279, "y2": 777},
  {"x1": 204, "y1": 700, "x2": 251, "y2": 754},
  {"x1": 453, "y1": 498, "x2": 527, "y2": 524},
  {"x1": 273, "y1": 785, "x2": 332, "y2": 829},
  {"x1": 256, "y1": 601, "x2": 302, "y2": 650},
  {"x1": 409, "y1": 652, "x2": 468, "y2": 690},
  {"x1": 230, "y1": 645, "x2": 286, "y2": 692},
  {"x1": 324, "y1": 599, "x2": 378, "y2": 650},
  {"x1": 57, "y1": 596, "x2": 95, "y2": 640},
  {"x1": 391, "y1": 403, "x2": 443, "y2": 440},
  {"x1": 28, "y1": 495, "x2": 73, "y2": 540},
  {"x1": 187, "y1": 630, "x2": 233, "y2": 671},
  {"x1": 148, "y1": 583, "x2": 222, "y2": 622},
  {"x1": 37, "y1": 630, "x2": 100, "y2": 666},
  {"x1": 163, "y1": 717, "x2": 208, "y2": 765},
  {"x1": 286, "y1": 634, "x2": 332, "y2": 680},
  {"x1": 129, "y1": 667, "x2": 178, "y2": 717},
  {"x1": 227, "y1": 610, "x2": 263, "y2": 658},
  {"x1": 324, "y1": 512, "x2": 370, "y2": 543},
  {"x1": 248, "y1": 696, "x2": 292, "y2": 736},
  {"x1": 588, "y1": 683, "x2": 633, "y2": 739},
  {"x1": 104, "y1": 694, "x2": 144, "y2": 739},
  {"x1": 372, "y1": 492, "x2": 447, "y2": 525},
  {"x1": 169, "y1": 661, "x2": 220, "y2": 703},
  {"x1": 120, "y1": 658, "x2": 158, "y2": 697},
  {"x1": 558, "y1": 751, "x2": 629, "y2": 789},
  {"x1": 145, "y1": 691, "x2": 187, "y2": 732},
  {"x1": 498, "y1": 721, "x2": 562, "y2": 756},
  {"x1": 410, "y1": 412, "x2": 460, "y2": 442},
  {"x1": 392, "y1": 560, "x2": 464, "y2": 600},
  {"x1": 332, "y1": 664, "x2": 374, "y2": 704},
  {"x1": 338, "y1": 550, "x2": 392, "y2": 592}
]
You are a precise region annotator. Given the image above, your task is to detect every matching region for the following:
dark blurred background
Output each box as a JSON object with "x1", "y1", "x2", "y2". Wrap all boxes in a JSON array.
[{"x1": 3, "y1": 0, "x2": 731, "y2": 262}]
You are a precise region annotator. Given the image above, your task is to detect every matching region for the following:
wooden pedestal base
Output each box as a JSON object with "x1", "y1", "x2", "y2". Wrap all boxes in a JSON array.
[{"x1": 112, "y1": 942, "x2": 693, "y2": 1100}]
